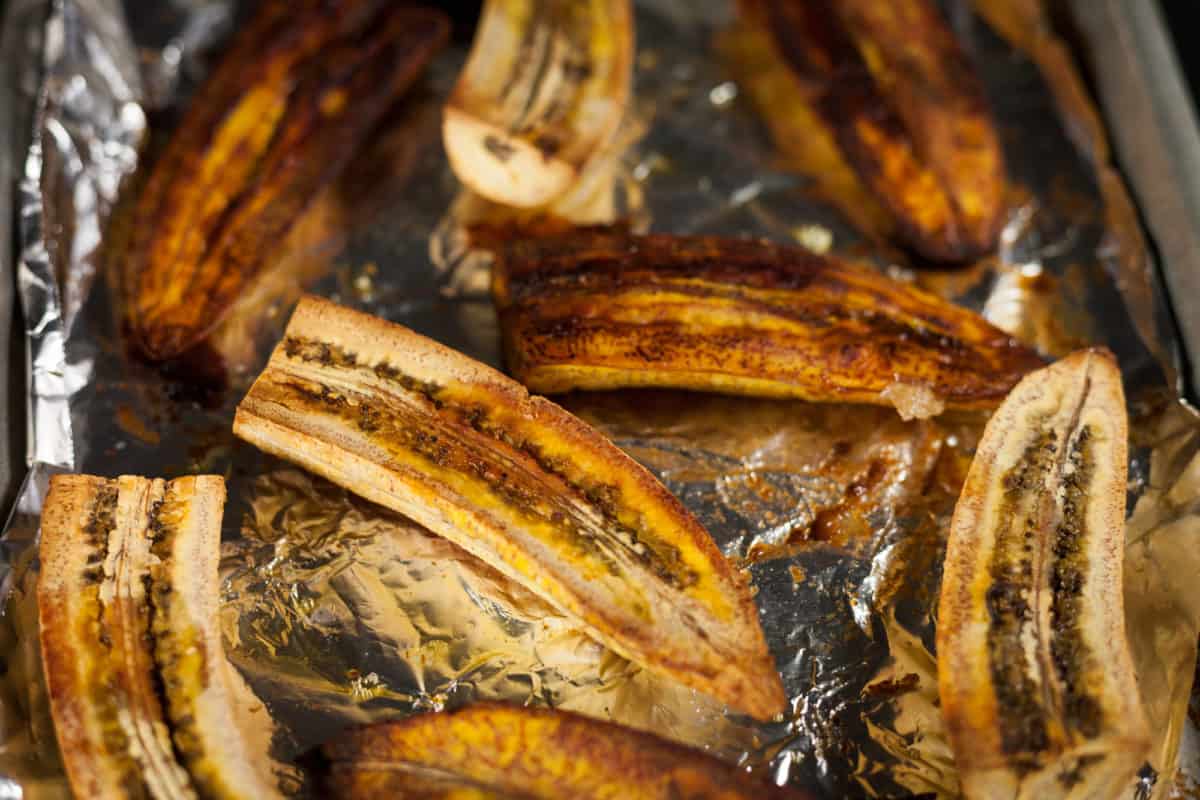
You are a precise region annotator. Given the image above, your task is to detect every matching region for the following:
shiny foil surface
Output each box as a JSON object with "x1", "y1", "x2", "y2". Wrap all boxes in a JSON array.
[{"x1": 3, "y1": 1, "x2": 1200, "y2": 798}]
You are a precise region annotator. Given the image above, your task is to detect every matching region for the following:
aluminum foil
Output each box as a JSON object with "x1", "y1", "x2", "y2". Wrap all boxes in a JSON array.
[{"x1": 3, "y1": 0, "x2": 1200, "y2": 797}]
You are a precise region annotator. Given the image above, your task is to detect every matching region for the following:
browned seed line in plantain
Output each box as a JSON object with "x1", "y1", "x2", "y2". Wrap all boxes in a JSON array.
[
  {"x1": 1048, "y1": 425, "x2": 1103, "y2": 742},
  {"x1": 273, "y1": 358, "x2": 696, "y2": 594},
  {"x1": 281, "y1": 336, "x2": 697, "y2": 584},
  {"x1": 986, "y1": 428, "x2": 1056, "y2": 760},
  {"x1": 146, "y1": 484, "x2": 229, "y2": 799},
  {"x1": 84, "y1": 481, "x2": 150, "y2": 798}
]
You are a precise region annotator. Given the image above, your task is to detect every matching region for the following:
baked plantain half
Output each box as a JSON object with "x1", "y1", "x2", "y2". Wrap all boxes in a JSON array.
[
  {"x1": 37, "y1": 474, "x2": 282, "y2": 799},
  {"x1": 322, "y1": 702, "x2": 809, "y2": 799},
  {"x1": 937, "y1": 350, "x2": 1150, "y2": 798},
  {"x1": 443, "y1": 0, "x2": 633, "y2": 208},
  {"x1": 233, "y1": 296, "x2": 786, "y2": 720},
  {"x1": 483, "y1": 227, "x2": 1043, "y2": 418},
  {"x1": 742, "y1": 0, "x2": 1007, "y2": 262},
  {"x1": 121, "y1": 0, "x2": 448, "y2": 362}
]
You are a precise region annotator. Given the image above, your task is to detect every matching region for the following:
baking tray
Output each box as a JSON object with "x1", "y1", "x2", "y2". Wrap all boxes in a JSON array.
[
  {"x1": 1, "y1": 0, "x2": 36, "y2": 520},
  {"x1": 1066, "y1": 0, "x2": 1200, "y2": 403},
  {"x1": 2, "y1": 0, "x2": 1200, "y2": 796}
]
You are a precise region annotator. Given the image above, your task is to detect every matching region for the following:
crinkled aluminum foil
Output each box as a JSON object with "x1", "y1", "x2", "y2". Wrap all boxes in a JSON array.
[{"x1": 3, "y1": 0, "x2": 1200, "y2": 798}]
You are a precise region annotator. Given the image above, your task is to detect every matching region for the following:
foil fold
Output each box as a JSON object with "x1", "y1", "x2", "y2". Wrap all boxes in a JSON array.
[{"x1": 2, "y1": 1, "x2": 1200, "y2": 798}]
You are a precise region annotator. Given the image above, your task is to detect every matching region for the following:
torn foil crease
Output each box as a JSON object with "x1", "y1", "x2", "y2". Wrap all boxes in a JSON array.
[{"x1": 2, "y1": 0, "x2": 1200, "y2": 798}]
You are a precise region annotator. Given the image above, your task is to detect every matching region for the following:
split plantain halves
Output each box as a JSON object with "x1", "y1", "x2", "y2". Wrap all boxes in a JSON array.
[
  {"x1": 484, "y1": 227, "x2": 1044, "y2": 419},
  {"x1": 937, "y1": 350, "x2": 1150, "y2": 799},
  {"x1": 121, "y1": 0, "x2": 449, "y2": 362},
  {"x1": 233, "y1": 296, "x2": 786, "y2": 720},
  {"x1": 443, "y1": 0, "x2": 633, "y2": 208},
  {"x1": 38, "y1": 474, "x2": 282, "y2": 800},
  {"x1": 322, "y1": 702, "x2": 810, "y2": 799},
  {"x1": 742, "y1": 0, "x2": 1007, "y2": 262}
]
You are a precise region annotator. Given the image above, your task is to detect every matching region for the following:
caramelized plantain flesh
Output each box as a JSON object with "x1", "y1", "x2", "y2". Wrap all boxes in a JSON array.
[
  {"x1": 743, "y1": 0, "x2": 1007, "y2": 262},
  {"x1": 39, "y1": 476, "x2": 183, "y2": 800},
  {"x1": 323, "y1": 703, "x2": 810, "y2": 799},
  {"x1": 37, "y1": 474, "x2": 282, "y2": 800},
  {"x1": 234, "y1": 296, "x2": 785, "y2": 720},
  {"x1": 484, "y1": 227, "x2": 1043, "y2": 418},
  {"x1": 121, "y1": 0, "x2": 448, "y2": 362},
  {"x1": 937, "y1": 350, "x2": 1150, "y2": 798}
]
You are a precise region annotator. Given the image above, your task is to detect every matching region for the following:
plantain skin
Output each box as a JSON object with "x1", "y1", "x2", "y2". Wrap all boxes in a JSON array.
[
  {"x1": 443, "y1": 0, "x2": 633, "y2": 208},
  {"x1": 745, "y1": 0, "x2": 1007, "y2": 262},
  {"x1": 122, "y1": 0, "x2": 448, "y2": 362},
  {"x1": 482, "y1": 226, "x2": 1043, "y2": 417},
  {"x1": 322, "y1": 703, "x2": 810, "y2": 799},
  {"x1": 936, "y1": 350, "x2": 1150, "y2": 799},
  {"x1": 233, "y1": 296, "x2": 786, "y2": 720}
]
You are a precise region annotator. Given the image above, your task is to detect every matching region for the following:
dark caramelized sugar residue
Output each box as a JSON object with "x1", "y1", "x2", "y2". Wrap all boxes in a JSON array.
[
  {"x1": 1049, "y1": 426, "x2": 1102, "y2": 739},
  {"x1": 984, "y1": 414, "x2": 1109, "y2": 762},
  {"x1": 987, "y1": 429, "x2": 1057, "y2": 757},
  {"x1": 83, "y1": 480, "x2": 148, "y2": 798}
]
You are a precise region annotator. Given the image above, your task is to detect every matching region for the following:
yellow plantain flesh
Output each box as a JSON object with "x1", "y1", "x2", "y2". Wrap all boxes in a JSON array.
[
  {"x1": 122, "y1": 0, "x2": 448, "y2": 362},
  {"x1": 36, "y1": 474, "x2": 282, "y2": 800},
  {"x1": 322, "y1": 703, "x2": 811, "y2": 799},
  {"x1": 443, "y1": 0, "x2": 633, "y2": 208},
  {"x1": 937, "y1": 349, "x2": 1150, "y2": 798},
  {"x1": 484, "y1": 226, "x2": 1044, "y2": 418}
]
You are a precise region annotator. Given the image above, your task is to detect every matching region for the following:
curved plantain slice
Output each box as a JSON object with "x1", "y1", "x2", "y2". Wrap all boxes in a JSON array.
[
  {"x1": 322, "y1": 703, "x2": 810, "y2": 799},
  {"x1": 147, "y1": 476, "x2": 283, "y2": 799},
  {"x1": 39, "y1": 475, "x2": 181, "y2": 800},
  {"x1": 443, "y1": 0, "x2": 633, "y2": 208},
  {"x1": 936, "y1": 349, "x2": 1150, "y2": 799},
  {"x1": 483, "y1": 226, "x2": 1044, "y2": 418},
  {"x1": 745, "y1": 0, "x2": 1006, "y2": 262},
  {"x1": 233, "y1": 296, "x2": 786, "y2": 720},
  {"x1": 37, "y1": 475, "x2": 282, "y2": 800},
  {"x1": 123, "y1": 1, "x2": 449, "y2": 362}
]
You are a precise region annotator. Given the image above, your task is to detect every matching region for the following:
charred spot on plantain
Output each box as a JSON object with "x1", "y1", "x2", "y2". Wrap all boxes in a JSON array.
[
  {"x1": 283, "y1": 335, "x2": 445, "y2": 405},
  {"x1": 987, "y1": 427, "x2": 1058, "y2": 756},
  {"x1": 284, "y1": 336, "x2": 358, "y2": 370},
  {"x1": 1049, "y1": 426, "x2": 1103, "y2": 739},
  {"x1": 79, "y1": 480, "x2": 147, "y2": 797},
  {"x1": 83, "y1": 480, "x2": 120, "y2": 545},
  {"x1": 483, "y1": 134, "x2": 517, "y2": 162},
  {"x1": 533, "y1": 132, "x2": 563, "y2": 159}
]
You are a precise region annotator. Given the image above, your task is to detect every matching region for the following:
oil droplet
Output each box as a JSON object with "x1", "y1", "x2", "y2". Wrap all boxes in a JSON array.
[{"x1": 709, "y1": 81, "x2": 738, "y2": 107}]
